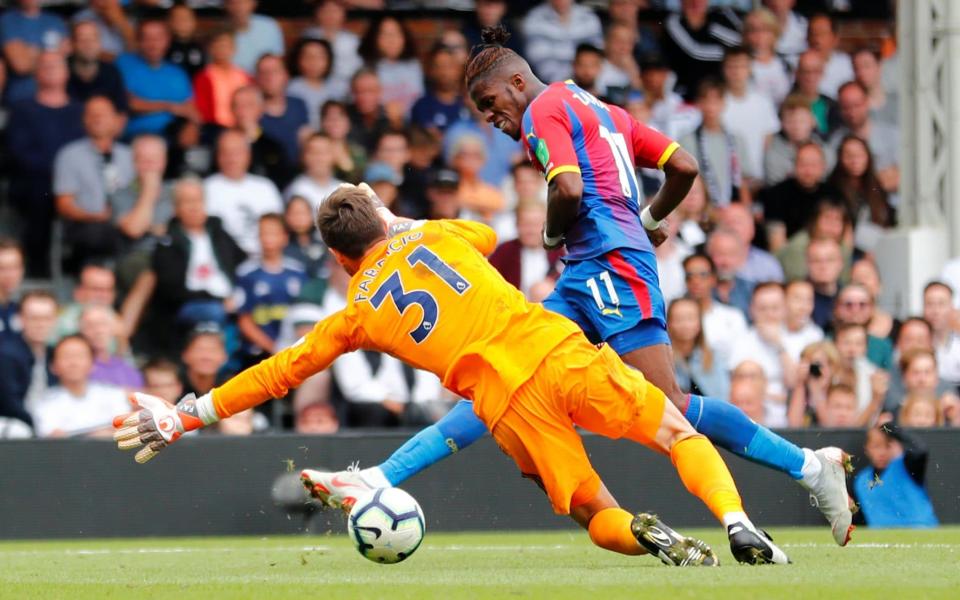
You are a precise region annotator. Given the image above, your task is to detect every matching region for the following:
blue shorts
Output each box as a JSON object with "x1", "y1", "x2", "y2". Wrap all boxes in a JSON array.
[{"x1": 543, "y1": 248, "x2": 669, "y2": 355}]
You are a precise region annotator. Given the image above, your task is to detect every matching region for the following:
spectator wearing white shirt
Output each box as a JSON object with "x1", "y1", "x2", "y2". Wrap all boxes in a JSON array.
[
  {"x1": 223, "y1": 0, "x2": 284, "y2": 74},
  {"x1": 522, "y1": 0, "x2": 603, "y2": 83},
  {"x1": 634, "y1": 54, "x2": 701, "y2": 141},
  {"x1": 763, "y1": 0, "x2": 806, "y2": 66},
  {"x1": 783, "y1": 280, "x2": 824, "y2": 359},
  {"x1": 204, "y1": 129, "x2": 283, "y2": 256},
  {"x1": 728, "y1": 283, "x2": 800, "y2": 417},
  {"x1": 922, "y1": 281, "x2": 960, "y2": 386},
  {"x1": 744, "y1": 8, "x2": 792, "y2": 107},
  {"x1": 284, "y1": 133, "x2": 344, "y2": 208},
  {"x1": 807, "y1": 13, "x2": 854, "y2": 100},
  {"x1": 721, "y1": 46, "x2": 780, "y2": 185},
  {"x1": 31, "y1": 335, "x2": 130, "y2": 438},
  {"x1": 598, "y1": 23, "x2": 640, "y2": 94},
  {"x1": 682, "y1": 253, "x2": 748, "y2": 359},
  {"x1": 304, "y1": 0, "x2": 363, "y2": 98}
]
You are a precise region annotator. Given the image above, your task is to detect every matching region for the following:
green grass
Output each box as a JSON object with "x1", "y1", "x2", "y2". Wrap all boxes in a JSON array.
[{"x1": 0, "y1": 527, "x2": 958, "y2": 599}]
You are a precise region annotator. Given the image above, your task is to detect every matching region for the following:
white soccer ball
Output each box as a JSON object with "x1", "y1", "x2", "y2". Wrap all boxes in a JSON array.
[{"x1": 347, "y1": 487, "x2": 425, "y2": 564}]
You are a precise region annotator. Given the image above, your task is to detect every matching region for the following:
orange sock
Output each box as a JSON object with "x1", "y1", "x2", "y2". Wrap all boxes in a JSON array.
[
  {"x1": 670, "y1": 434, "x2": 744, "y2": 522},
  {"x1": 588, "y1": 507, "x2": 645, "y2": 556}
]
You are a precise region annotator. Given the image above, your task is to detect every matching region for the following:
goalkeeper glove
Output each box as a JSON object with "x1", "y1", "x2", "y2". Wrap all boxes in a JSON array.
[{"x1": 112, "y1": 392, "x2": 211, "y2": 464}]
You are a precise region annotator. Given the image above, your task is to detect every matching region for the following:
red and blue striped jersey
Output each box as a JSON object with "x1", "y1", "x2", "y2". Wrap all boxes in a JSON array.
[{"x1": 521, "y1": 81, "x2": 679, "y2": 260}]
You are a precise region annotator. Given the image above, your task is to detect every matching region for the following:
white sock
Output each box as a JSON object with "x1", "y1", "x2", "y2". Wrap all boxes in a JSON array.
[
  {"x1": 360, "y1": 466, "x2": 392, "y2": 488},
  {"x1": 722, "y1": 511, "x2": 753, "y2": 530},
  {"x1": 799, "y1": 448, "x2": 822, "y2": 487}
]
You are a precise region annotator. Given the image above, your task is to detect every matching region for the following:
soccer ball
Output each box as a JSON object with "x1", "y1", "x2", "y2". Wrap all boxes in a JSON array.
[{"x1": 347, "y1": 487, "x2": 425, "y2": 564}]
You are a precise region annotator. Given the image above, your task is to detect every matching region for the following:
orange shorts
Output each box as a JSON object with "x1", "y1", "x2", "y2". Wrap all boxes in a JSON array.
[{"x1": 490, "y1": 336, "x2": 667, "y2": 515}]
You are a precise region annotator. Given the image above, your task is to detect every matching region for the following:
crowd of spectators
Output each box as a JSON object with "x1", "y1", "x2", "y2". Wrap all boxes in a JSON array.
[{"x1": 0, "y1": 0, "x2": 954, "y2": 459}]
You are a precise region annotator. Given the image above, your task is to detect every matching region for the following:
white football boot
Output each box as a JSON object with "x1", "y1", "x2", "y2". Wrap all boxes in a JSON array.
[
  {"x1": 301, "y1": 463, "x2": 387, "y2": 513},
  {"x1": 800, "y1": 446, "x2": 855, "y2": 546}
]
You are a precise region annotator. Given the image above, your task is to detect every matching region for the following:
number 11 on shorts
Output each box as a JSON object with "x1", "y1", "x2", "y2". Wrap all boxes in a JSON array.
[{"x1": 586, "y1": 271, "x2": 620, "y2": 312}]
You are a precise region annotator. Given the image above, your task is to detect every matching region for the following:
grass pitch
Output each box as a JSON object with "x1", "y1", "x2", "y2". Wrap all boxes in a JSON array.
[{"x1": 0, "y1": 527, "x2": 957, "y2": 599}]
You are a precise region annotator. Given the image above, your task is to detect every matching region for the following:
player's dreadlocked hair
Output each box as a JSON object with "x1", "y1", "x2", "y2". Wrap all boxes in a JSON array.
[{"x1": 465, "y1": 25, "x2": 520, "y2": 86}]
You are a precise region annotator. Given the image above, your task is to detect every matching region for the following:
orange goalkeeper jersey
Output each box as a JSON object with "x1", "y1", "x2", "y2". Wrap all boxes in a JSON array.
[{"x1": 213, "y1": 219, "x2": 582, "y2": 427}]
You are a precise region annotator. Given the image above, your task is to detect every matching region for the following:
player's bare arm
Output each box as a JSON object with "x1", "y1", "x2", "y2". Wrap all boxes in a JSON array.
[
  {"x1": 641, "y1": 148, "x2": 699, "y2": 247},
  {"x1": 543, "y1": 171, "x2": 584, "y2": 250}
]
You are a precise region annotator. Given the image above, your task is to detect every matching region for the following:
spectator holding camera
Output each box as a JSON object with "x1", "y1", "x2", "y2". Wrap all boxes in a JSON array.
[
  {"x1": 788, "y1": 339, "x2": 848, "y2": 427},
  {"x1": 668, "y1": 298, "x2": 730, "y2": 400},
  {"x1": 854, "y1": 423, "x2": 938, "y2": 528}
]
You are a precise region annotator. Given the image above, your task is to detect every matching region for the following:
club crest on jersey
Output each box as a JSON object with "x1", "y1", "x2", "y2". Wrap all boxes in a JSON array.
[{"x1": 535, "y1": 139, "x2": 550, "y2": 167}]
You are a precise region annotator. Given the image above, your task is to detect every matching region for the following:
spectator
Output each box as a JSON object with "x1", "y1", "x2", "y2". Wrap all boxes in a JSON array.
[
  {"x1": 655, "y1": 217, "x2": 693, "y2": 304},
  {"x1": 923, "y1": 281, "x2": 960, "y2": 386},
  {"x1": 834, "y1": 322, "x2": 887, "y2": 425},
  {"x1": 728, "y1": 360, "x2": 769, "y2": 425},
  {"x1": 744, "y1": 8, "x2": 791, "y2": 107},
  {"x1": 721, "y1": 47, "x2": 779, "y2": 184},
  {"x1": 79, "y1": 304, "x2": 142, "y2": 390},
  {"x1": 633, "y1": 53, "x2": 701, "y2": 141},
  {"x1": 67, "y1": 20, "x2": 128, "y2": 113},
  {"x1": 283, "y1": 196, "x2": 328, "y2": 281},
  {"x1": 0, "y1": 291, "x2": 58, "y2": 430},
  {"x1": 806, "y1": 13, "x2": 854, "y2": 100},
  {"x1": 784, "y1": 279, "x2": 824, "y2": 358},
  {"x1": 56, "y1": 263, "x2": 116, "y2": 338},
  {"x1": 287, "y1": 37, "x2": 341, "y2": 131},
  {"x1": 806, "y1": 237, "x2": 845, "y2": 329},
  {"x1": 411, "y1": 44, "x2": 470, "y2": 135},
  {"x1": 304, "y1": 0, "x2": 363, "y2": 97},
  {"x1": 450, "y1": 134, "x2": 506, "y2": 224},
  {"x1": 358, "y1": 16, "x2": 424, "y2": 122},
  {"x1": 522, "y1": 0, "x2": 603, "y2": 84},
  {"x1": 819, "y1": 382, "x2": 858, "y2": 428},
  {"x1": 881, "y1": 318, "x2": 944, "y2": 416},
  {"x1": 180, "y1": 327, "x2": 231, "y2": 398},
  {"x1": 788, "y1": 339, "x2": 848, "y2": 426},
  {"x1": 718, "y1": 203, "x2": 784, "y2": 283},
  {"x1": 488, "y1": 199, "x2": 563, "y2": 299},
  {"x1": 425, "y1": 168, "x2": 462, "y2": 220},
  {"x1": 116, "y1": 19, "x2": 195, "y2": 138},
  {"x1": 668, "y1": 297, "x2": 730, "y2": 399},
  {"x1": 852, "y1": 48, "x2": 897, "y2": 128},
  {"x1": 232, "y1": 85, "x2": 293, "y2": 189},
  {"x1": 71, "y1": 0, "x2": 133, "y2": 61},
  {"x1": 110, "y1": 134, "x2": 173, "y2": 287},
  {"x1": 166, "y1": 2, "x2": 205, "y2": 80},
  {"x1": 204, "y1": 129, "x2": 283, "y2": 255},
  {"x1": 830, "y1": 82, "x2": 900, "y2": 195},
  {"x1": 679, "y1": 78, "x2": 750, "y2": 207},
  {"x1": 347, "y1": 69, "x2": 391, "y2": 154},
  {"x1": 235, "y1": 214, "x2": 307, "y2": 361},
  {"x1": 660, "y1": 0, "x2": 741, "y2": 101},
  {"x1": 321, "y1": 99, "x2": 366, "y2": 183},
  {"x1": 850, "y1": 258, "x2": 897, "y2": 342},
  {"x1": 792, "y1": 50, "x2": 841, "y2": 136},
  {"x1": 295, "y1": 392, "x2": 340, "y2": 434},
  {"x1": 223, "y1": 0, "x2": 284, "y2": 75},
  {"x1": 399, "y1": 126, "x2": 442, "y2": 220},
  {"x1": 571, "y1": 44, "x2": 604, "y2": 99},
  {"x1": 762, "y1": 143, "x2": 837, "y2": 250},
  {"x1": 193, "y1": 28, "x2": 252, "y2": 129},
  {"x1": 6, "y1": 51, "x2": 85, "y2": 277},
  {"x1": 899, "y1": 394, "x2": 940, "y2": 428},
  {"x1": 0, "y1": 240, "x2": 25, "y2": 338},
  {"x1": 364, "y1": 162, "x2": 401, "y2": 211},
  {"x1": 728, "y1": 282, "x2": 798, "y2": 422},
  {"x1": 370, "y1": 129, "x2": 409, "y2": 185},
  {"x1": 682, "y1": 253, "x2": 748, "y2": 360},
  {"x1": 854, "y1": 424, "x2": 939, "y2": 528},
  {"x1": 153, "y1": 177, "x2": 246, "y2": 332},
  {"x1": 763, "y1": 0, "x2": 806, "y2": 65},
  {"x1": 599, "y1": 24, "x2": 641, "y2": 95},
  {"x1": 607, "y1": 0, "x2": 658, "y2": 61},
  {"x1": 705, "y1": 228, "x2": 754, "y2": 316},
  {"x1": 674, "y1": 176, "x2": 710, "y2": 248},
  {"x1": 284, "y1": 132, "x2": 344, "y2": 208},
  {"x1": 443, "y1": 101, "x2": 522, "y2": 188},
  {"x1": 762, "y1": 96, "x2": 832, "y2": 188},
  {"x1": 141, "y1": 358, "x2": 184, "y2": 405},
  {"x1": 256, "y1": 54, "x2": 310, "y2": 167},
  {"x1": 0, "y1": 0, "x2": 68, "y2": 104},
  {"x1": 31, "y1": 335, "x2": 129, "y2": 438},
  {"x1": 437, "y1": 29, "x2": 469, "y2": 69},
  {"x1": 777, "y1": 199, "x2": 854, "y2": 284},
  {"x1": 833, "y1": 282, "x2": 895, "y2": 370},
  {"x1": 898, "y1": 349, "x2": 957, "y2": 421},
  {"x1": 53, "y1": 95, "x2": 133, "y2": 268},
  {"x1": 827, "y1": 134, "x2": 895, "y2": 251},
  {"x1": 465, "y1": 0, "x2": 521, "y2": 55}
]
